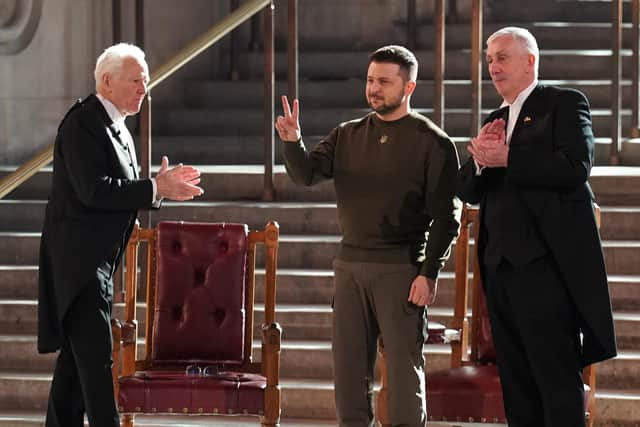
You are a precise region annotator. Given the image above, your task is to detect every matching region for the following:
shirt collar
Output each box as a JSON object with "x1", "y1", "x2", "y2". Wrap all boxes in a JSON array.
[
  {"x1": 96, "y1": 93, "x2": 126, "y2": 125},
  {"x1": 500, "y1": 79, "x2": 538, "y2": 109}
]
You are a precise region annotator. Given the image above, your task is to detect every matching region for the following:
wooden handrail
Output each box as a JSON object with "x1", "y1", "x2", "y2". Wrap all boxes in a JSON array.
[
  {"x1": 0, "y1": 144, "x2": 53, "y2": 200},
  {"x1": 148, "y1": 0, "x2": 271, "y2": 91}
]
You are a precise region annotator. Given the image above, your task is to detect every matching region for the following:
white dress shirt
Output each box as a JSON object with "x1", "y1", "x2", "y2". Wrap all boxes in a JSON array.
[
  {"x1": 96, "y1": 93, "x2": 158, "y2": 203},
  {"x1": 501, "y1": 79, "x2": 538, "y2": 145},
  {"x1": 475, "y1": 79, "x2": 539, "y2": 175}
]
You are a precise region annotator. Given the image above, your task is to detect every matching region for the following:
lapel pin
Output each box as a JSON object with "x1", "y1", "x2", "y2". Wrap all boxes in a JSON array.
[
  {"x1": 379, "y1": 135, "x2": 388, "y2": 144},
  {"x1": 523, "y1": 116, "x2": 532, "y2": 123}
]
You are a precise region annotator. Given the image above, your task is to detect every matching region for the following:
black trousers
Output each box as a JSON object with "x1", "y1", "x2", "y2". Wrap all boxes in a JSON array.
[
  {"x1": 45, "y1": 273, "x2": 119, "y2": 427},
  {"x1": 483, "y1": 255, "x2": 585, "y2": 427}
]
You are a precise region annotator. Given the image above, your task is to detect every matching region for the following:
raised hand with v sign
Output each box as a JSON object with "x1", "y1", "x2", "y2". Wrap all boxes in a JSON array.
[{"x1": 275, "y1": 95, "x2": 301, "y2": 142}]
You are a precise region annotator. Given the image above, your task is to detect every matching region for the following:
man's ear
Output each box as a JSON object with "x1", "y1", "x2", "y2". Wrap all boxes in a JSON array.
[
  {"x1": 101, "y1": 73, "x2": 111, "y2": 92},
  {"x1": 405, "y1": 80, "x2": 417, "y2": 97}
]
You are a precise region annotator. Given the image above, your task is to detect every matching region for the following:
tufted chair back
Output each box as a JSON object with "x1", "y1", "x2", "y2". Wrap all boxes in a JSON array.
[
  {"x1": 111, "y1": 221, "x2": 282, "y2": 427},
  {"x1": 152, "y1": 222, "x2": 248, "y2": 365}
]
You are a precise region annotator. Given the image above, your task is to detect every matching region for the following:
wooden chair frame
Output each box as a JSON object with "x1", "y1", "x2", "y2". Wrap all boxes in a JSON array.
[{"x1": 111, "y1": 221, "x2": 281, "y2": 427}]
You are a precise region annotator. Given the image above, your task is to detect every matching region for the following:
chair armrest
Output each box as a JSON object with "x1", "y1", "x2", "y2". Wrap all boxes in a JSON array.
[
  {"x1": 112, "y1": 318, "x2": 137, "y2": 377},
  {"x1": 111, "y1": 318, "x2": 122, "y2": 346},
  {"x1": 120, "y1": 320, "x2": 137, "y2": 346},
  {"x1": 111, "y1": 318, "x2": 137, "y2": 344}
]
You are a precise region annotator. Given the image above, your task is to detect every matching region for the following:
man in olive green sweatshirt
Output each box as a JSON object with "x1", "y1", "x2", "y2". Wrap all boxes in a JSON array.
[{"x1": 275, "y1": 45, "x2": 461, "y2": 427}]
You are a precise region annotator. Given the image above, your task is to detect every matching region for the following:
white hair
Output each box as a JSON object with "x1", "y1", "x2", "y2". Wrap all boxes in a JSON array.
[
  {"x1": 94, "y1": 43, "x2": 147, "y2": 91},
  {"x1": 487, "y1": 26, "x2": 539, "y2": 78}
]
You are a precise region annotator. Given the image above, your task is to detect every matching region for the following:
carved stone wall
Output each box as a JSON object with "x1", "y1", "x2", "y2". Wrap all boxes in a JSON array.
[
  {"x1": 0, "y1": 0, "x2": 228, "y2": 164},
  {"x1": 0, "y1": 0, "x2": 111, "y2": 164},
  {"x1": 0, "y1": 0, "x2": 42, "y2": 55}
]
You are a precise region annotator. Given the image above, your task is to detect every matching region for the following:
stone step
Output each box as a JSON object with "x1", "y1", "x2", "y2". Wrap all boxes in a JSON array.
[
  {"x1": 286, "y1": 19, "x2": 639, "y2": 51},
  {"x1": 184, "y1": 79, "x2": 636, "y2": 110},
  {"x1": 0, "y1": 411, "x2": 337, "y2": 426},
  {"x1": 481, "y1": 1, "x2": 633, "y2": 23},
  {"x1": 0, "y1": 372, "x2": 636, "y2": 424},
  {"x1": 0, "y1": 166, "x2": 337, "y2": 202},
  {"x1": 0, "y1": 335, "x2": 449, "y2": 378},
  {"x1": 2, "y1": 200, "x2": 638, "y2": 240},
  {"x1": 0, "y1": 200, "x2": 343, "y2": 234},
  {"x1": 3, "y1": 166, "x2": 640, "y2": 204},
  {"x1": 241, "y1": 49, "x2": 640, "y2": 80},
  {"x1": 2, "y1": 301, "x2": 639, "y2": 350},
  {"x1": 149, "y1": 135, "x2": 631, "y2": 166},
  {"x1": 0, "y1": 231, "x2": 638, "y2": 274},
  {"x1": 408, "y1": 22, "x2": 640, "y2": 51},
  {"x1": 152, "y1": 107, "x2": 633, "y2": 139},
  {"x1": 2, "y1": 330, "x2": 638, "y2": 389},
  {"x1": 0, "y1": 374, "x2": 338, "y2": 418},
  {"x1": 0, "y1": 132, "x2": 629, "y2": 171},
  {"x1": 2, "y1": 265, "x2": 639, "y2": 313}
]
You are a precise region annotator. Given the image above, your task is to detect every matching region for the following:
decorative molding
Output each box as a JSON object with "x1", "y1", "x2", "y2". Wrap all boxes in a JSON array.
[
  {"x1": 0, "y1": 0, "x2": 42, "y2": 55},
  {"x1": 0, "y1": 0, "x2": 18, "y2": 27}
]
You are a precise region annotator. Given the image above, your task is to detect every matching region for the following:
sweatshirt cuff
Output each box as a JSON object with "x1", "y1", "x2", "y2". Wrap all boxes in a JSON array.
[{"x1": 421, "y1": 261, "x2": 440, "y2": 281}]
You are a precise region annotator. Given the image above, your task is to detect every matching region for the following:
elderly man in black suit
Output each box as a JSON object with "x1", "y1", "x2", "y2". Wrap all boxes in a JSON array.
[
  {"x1": 457, "y1": 27, "x2": 617, "y2": 426},
  {"x1": 38, "y1": 43, "x2": 204, "y2": 427}
]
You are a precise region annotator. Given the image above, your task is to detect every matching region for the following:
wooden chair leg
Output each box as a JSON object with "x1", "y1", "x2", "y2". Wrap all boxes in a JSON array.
[
  {"x1": 121, "y1": 414, "x2": 134, "y2": 427},
  {"x1": 111, "y1": 318, "x2": 122, "y2": 401},
  {"x1": 262, "y1": 323, "x2": 282, "y2": 427},
  {"x1": 375, "y1": 338, "x2": 391, "y2": 427},
  {"x1": 583, "y1": 364, "x2": 596, "y2": 427}
]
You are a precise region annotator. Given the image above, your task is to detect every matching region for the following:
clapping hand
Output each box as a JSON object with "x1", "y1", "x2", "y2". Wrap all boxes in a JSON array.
[
  {"x1": 155, "y1": 156, "x2": 204, "y2": 201},
  {"x1": 467, "y1": 118, "x2": 509, "y2": 168},
  {"x1": 275, "y1": 95, "x2": 301, "y2": 142}
]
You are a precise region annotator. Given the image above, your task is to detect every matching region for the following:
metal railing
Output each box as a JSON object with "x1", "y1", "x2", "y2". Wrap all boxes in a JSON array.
[
  {"x1": 0, "y1": 0, "x2": 297, "y2": 203},
  {"x1": 404, "y1": 0, "x2": 480, "y2": 131},
  {"x1": 0, "y1": 144, "x2": 53, "y2": 200},
  {"x1": 470, "y1": 0, "x2": 483, "y2": 138},
  {"x1": 612, "y1": 0, "x2": 623, "y2": 165}
]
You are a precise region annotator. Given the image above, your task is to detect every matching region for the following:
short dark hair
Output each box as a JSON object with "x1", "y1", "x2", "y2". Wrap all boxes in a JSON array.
[{"x1": 369, "y1": 45, "x2": 418, "y2": 82}]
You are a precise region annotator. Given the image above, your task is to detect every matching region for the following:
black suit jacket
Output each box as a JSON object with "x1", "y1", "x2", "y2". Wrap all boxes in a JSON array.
[
  {"x1": 38, "y1": 94, "x2": 154, "y2": 353},
  {"x1": 457, "y1": 85, "x2": 617, "y2": 366}
]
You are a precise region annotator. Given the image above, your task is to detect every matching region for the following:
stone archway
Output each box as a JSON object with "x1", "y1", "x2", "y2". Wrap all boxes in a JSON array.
[{"x1": 0, "y1": 0, "x2": 42, "y2": 55}]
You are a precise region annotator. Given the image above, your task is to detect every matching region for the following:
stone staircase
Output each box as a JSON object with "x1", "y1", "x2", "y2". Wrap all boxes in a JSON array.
[
  {"x1": 150, "y1": 19, "x2": 640, "y2": 166},
  {"x1": 0, "y1": 166, "x2": 639, "y2": 426},
  {"x1": 2, "y1": 1, "x2": 640, "y2": 425}
]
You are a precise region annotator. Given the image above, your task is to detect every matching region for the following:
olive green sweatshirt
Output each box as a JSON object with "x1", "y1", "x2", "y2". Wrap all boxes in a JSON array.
[{"x1": 283, "y1": 111, "x2": 461, "y2": 279}]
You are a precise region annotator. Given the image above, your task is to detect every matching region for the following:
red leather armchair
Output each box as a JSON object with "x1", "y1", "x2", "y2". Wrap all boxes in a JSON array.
[
  {"x1": 111, "y1": 221, "x2": 281, "y2": 427},
  {"x1": 377, "y1": 205, "x2": 597, "y2": 426}
]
